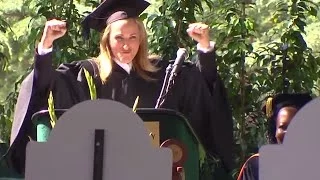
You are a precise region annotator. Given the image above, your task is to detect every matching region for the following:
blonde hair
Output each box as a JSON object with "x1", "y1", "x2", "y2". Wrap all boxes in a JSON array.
[{"x1": 94, "y1": 18, "x2": 158, "y2": 83}]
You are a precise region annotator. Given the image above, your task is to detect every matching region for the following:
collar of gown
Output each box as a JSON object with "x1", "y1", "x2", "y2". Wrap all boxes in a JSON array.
[{"x1": 114, "y1": 59, "x2": 132, "y2": 74}]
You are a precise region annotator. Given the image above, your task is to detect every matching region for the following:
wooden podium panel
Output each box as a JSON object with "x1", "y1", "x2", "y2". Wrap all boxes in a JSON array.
[
  {"x1": 136, "y1": 108, "x2": 201, "y2": 180},
  {"x1": 144, "y1": 122, "x2": 160, "y2": 147}
]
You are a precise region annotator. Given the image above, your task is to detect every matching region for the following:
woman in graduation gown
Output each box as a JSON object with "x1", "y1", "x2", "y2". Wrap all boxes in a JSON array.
[
  {"x1": 237, "y1": 93, "x2": 312, "y2": 180},
  {"x1": 8, "y1": 0, "x2": 234, "y2": 175}
]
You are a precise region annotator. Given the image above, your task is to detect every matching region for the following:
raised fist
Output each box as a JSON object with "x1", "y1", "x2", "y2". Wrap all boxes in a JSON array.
[{"x1": 40, "y1": 19, "x2": 67, "y2": 49}]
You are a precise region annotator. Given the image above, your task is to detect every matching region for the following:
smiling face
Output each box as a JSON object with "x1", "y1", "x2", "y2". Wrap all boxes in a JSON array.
[
  {"x1": 275, "y1": 106, "x2": 298, "y2": 144},
  {"x1": 108, "y1": 18, "x2": 141, "y2": 64}
]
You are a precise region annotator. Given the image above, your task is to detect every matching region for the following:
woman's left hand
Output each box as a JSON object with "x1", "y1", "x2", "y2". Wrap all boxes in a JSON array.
[{"x1": 187, "y1": 22, "x2": 210, "y2": 49}]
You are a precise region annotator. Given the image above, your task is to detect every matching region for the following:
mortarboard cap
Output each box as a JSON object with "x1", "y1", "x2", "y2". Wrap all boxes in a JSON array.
[
  {"x1": 262, "y1": 93, "x2": 312, "y2": 119},
  {"x1": 81, "y1": 0, "x2": 150, "y2": 39}
]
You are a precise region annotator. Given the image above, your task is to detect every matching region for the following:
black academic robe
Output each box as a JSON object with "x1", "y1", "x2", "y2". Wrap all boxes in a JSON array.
[
  {"x1": 238, "y1": 154, "x2": 259, "y2": 180},
  {"x1": 195, "y1": 50, "x2": 234, "y2": 173},
  {"x1": 8, "y1": 50, "x2": 234, "y2": 175}
]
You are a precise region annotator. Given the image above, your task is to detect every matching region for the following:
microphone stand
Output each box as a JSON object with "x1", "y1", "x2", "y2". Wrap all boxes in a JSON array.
[{"x1": 155, "y1": 64, "x2": 173, "y2": 108}]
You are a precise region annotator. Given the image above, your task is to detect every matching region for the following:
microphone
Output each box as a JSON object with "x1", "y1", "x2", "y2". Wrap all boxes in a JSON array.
[
  {"x1": 171, "y1": 48, "x2": 188, "y2": 76},
  {"x1": 165, "y1": 48, "x2": 188, "y2": 93},
  {"x1": 154, "y1": 48, "x2": 187, "y2": 108}
]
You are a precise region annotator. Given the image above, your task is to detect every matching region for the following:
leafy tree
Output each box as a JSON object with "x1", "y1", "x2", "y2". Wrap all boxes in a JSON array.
[
  {"x1": 0, "y1": 16, "x2": 10, "y2": 142},
  {"x1": 0, "y1": 0, "x2": 100, "y2": 143},
  {"x1": 147, "y1": 0, "x2": 214, "y2": 59}
]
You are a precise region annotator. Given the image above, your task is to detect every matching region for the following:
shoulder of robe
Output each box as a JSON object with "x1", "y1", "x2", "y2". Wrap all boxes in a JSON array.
[
  {"x1": 168, "y1": 59, "x2": 195, "y2": 68},
  {"x1": 57, "y1": 59, "x2": 99, "y2": 78},
  {"x1": 151, "y1": 57, "x2": 195, "y2": 69},
  {"x1": 78, "y1": 59, "x2": 99, "y2": 78}
]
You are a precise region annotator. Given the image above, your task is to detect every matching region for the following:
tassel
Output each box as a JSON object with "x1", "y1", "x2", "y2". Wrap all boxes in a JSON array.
[{"x1": 266, "y1": 97, "x2": 273, "y2": 118}]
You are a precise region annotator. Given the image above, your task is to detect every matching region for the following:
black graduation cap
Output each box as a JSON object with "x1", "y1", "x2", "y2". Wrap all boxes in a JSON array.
[
  {"x1": 81, "y1": 0, "x2": 150, "y2": 39},
  {"x1": 263, "y1": 93, "x2": 312, "y2": 119}
]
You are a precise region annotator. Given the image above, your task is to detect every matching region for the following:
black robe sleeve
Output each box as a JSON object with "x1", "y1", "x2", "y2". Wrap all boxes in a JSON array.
[
  {"x1": 195, "y1": 50, "x2": 235, "y2": 172},
  {"x1": 7, "y1": 50, "x2": 57, "y2": 174},
  {"x1": 7, "y1": 51, "x2": 95, "y2": 174}
]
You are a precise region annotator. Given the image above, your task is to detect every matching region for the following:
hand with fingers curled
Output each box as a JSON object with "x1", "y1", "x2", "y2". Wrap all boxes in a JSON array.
[
  {"x1": 187, "y1": 22, "x2": 211, "y2": 49},
  {"x1": 40, "y1": 19, "x2": 67, "y2": 49}
]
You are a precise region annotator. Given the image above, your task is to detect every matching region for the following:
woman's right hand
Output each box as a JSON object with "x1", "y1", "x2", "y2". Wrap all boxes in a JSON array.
[{"x1": 40, "y1": 19, "x2": 67, "y2": 49}]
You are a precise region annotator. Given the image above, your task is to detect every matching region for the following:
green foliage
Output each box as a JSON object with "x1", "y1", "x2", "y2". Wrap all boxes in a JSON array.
[
  {"x1": 212, "y1": 1, "x2": 262, "y2": 168},
  {"x1": 0, "y1": 16, "x2": 10, "y2": 69},
  {"x1": 0, "y1": 0, "x2": 41, "y2": 142},
  {"x1": 31, "y1": 0, "x2": 101, "y2": 65},
  {"x1": 0, "y1": 75, "x2": 24, "y2": 143},
  {"x1": 0, "y1": 0, "x2": 100, "y2": 143},
  {"x1": 0, "y1": 15, "x2": 14, "y2": 142},
  {"x1": 146, "y1": 0, "x2": 213, "y2": 59},
  {"x1": 204, "y1": 0, "x2": 320, "y2": 177}
]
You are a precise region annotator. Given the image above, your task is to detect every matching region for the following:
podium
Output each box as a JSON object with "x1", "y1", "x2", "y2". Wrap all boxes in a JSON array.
[
  {"x1": 30, "y1": 108, "x2": 206, "y2": 180},
  {"x1": 26, "y1": 100, "x2": 173, "y2": 180},
  {"x1": 3, "y1": 100, "x2": 220, "y2": 180}
]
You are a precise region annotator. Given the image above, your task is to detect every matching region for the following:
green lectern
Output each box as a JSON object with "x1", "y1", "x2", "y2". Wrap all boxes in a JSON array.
[{"x1": 30, "y1": 106, "x2": 219, "y2": 180}]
